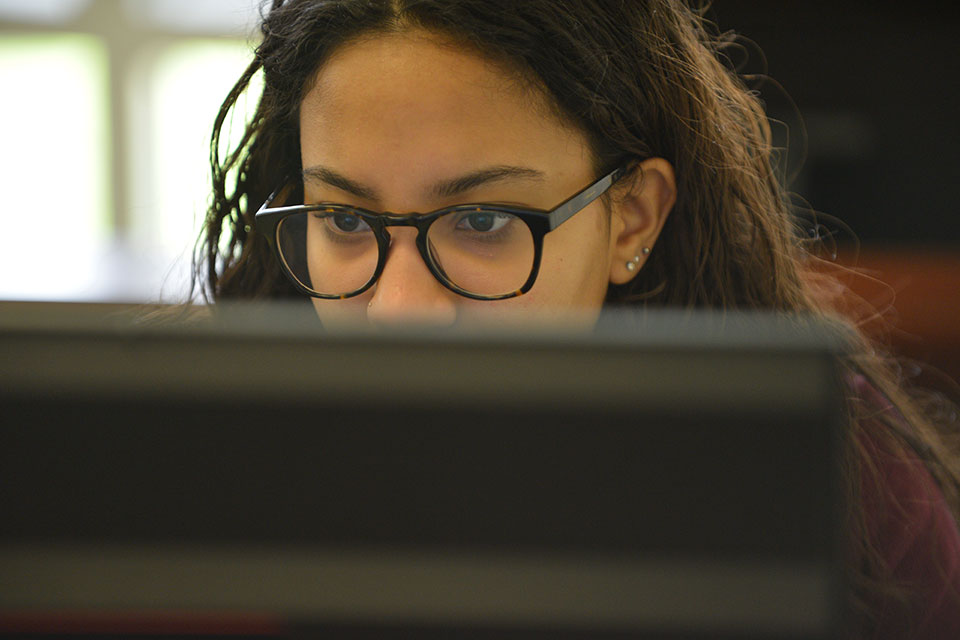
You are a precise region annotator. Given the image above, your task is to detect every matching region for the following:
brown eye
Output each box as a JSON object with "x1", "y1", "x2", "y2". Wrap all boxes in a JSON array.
[
  {"x1": 334, "y1": 213, "x2": 358, "y2": 231},
  {"x1": 329, "y1": 212, "x2": 369, "y2": 233},
  {"x1": 455, "y1": 211, "x2": 512, "y2": 233}
]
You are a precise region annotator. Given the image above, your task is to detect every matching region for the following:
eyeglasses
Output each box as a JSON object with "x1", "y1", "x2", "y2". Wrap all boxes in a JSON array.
[{"x1": 254, "y1": 165, "x2": 627, "y2": 301}]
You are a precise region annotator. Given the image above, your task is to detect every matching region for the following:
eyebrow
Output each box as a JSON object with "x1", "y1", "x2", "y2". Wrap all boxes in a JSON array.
[
  {"x1": 301, "y1": 164, "x2": 546, "y2": 202},
  {"x1": 302, "y1": 166, "x2": 378, "y2": 201}
]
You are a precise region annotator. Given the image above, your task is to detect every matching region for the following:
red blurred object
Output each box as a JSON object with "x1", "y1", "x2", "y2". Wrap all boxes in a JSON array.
[{"x1": 835, "y1": 246, "x2": 960, "y2": 386}]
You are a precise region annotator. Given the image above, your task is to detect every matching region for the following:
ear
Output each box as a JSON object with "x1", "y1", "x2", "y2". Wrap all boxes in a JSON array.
[{"x1": 607, "y1": 157, "x2": 676, "y2": 285}]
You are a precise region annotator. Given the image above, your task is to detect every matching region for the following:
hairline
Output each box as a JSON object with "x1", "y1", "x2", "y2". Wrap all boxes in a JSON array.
[{"x1": 295, "y1": 23, "x2": 609, "y2": 177}]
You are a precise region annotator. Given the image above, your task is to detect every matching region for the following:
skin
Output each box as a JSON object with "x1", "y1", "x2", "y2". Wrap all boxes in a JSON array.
[{"x1": 298, "y1": 31, "x2": 677, "y2": 328}]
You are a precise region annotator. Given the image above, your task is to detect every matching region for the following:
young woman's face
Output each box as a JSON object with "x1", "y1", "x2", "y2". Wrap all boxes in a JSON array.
[{"x1": 298, "y1": 32, "x2": 671, "y2": 327}]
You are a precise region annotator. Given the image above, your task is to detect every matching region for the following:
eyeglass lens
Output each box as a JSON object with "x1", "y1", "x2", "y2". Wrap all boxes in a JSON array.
[{"x1": 275, "y1": 208, "x2": 535, "y2": 298}]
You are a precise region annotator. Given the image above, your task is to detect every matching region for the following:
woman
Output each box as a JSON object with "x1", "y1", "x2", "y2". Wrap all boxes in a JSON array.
[{"x1": 197, "y1": 0, "x2": 960, "y2": 635}]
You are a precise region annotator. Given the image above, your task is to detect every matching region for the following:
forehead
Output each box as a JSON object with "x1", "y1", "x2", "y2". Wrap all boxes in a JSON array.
[
  {"x1": 297, "y1": 32, "x2": 588, "y2": 184},
  {"x1": 312, "y1": 32, "x2": 530, "y2": 106}
]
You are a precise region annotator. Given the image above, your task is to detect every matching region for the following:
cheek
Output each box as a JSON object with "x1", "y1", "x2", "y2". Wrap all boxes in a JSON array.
[
  {"x1": 311, "y1": 297, "x2": 369, "y2": 328},
  {"x1": 455, "y1": 212, "x2": 609, "y2": 328},
  {"x1": 536, "y1": 208, "x2": 612, "y2": 303}
]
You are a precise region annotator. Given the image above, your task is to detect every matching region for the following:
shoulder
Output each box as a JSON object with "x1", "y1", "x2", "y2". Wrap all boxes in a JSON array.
[{"x1": 852, "y1": 375, "x2": 960, "y2": 636}]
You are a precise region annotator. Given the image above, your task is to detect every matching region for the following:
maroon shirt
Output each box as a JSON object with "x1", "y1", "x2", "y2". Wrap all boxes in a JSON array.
[{"x1": 854, "y1": 376, "x2": 960, "y2": 636}]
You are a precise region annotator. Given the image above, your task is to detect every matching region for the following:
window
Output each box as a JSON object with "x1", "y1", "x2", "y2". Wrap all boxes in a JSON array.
[
  {"x1": 0, "y1": 33, "x2": 111, "y2": 300},
  {"x1": 0, "y1": 0, "x2": 260, "y2": 302}
]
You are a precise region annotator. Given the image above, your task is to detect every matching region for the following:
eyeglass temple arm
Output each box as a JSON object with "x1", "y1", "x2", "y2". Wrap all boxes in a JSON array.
[
  {"x1": 547, "y1": 166, "x2": 627, "y2": 231},
  {"x1": 255, "y1": 185, "x2": 304, "y2": 218},
  {"x1": 255, "y1": 189, "x2": 279, "y2": 214}
]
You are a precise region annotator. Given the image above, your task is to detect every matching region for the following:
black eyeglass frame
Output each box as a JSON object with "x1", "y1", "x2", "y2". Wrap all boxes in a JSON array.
[{"x1": 254, "y1": 165, "x2": 629, "y2": 301}]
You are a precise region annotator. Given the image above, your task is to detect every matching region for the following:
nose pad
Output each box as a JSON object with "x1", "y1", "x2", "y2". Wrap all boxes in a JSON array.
[{"x1": 366, "y1": 228, "x2": 457, "y2": 327}]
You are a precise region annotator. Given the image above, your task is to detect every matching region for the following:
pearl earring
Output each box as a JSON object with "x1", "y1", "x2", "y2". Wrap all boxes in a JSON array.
[{"x1": 625, "y1": 248, "x2": 651, "y2": 273}]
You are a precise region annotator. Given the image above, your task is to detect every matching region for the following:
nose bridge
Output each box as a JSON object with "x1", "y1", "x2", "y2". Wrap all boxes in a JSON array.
[
  {"x1": 378, "y1": 213, "x2": 427, "y2": 261},
  {"x1": 380, "y1": 212, "x2": 423, "y2": 228},
  {"x1": 382, "y1": 223, "x2": 421, "y2": 254},
  {"x1": 378, "y1": 222, "x2": 429, "y2": 282},
  {"x1": 368, "y1": 220, "x2": 456, "y2": 326}
]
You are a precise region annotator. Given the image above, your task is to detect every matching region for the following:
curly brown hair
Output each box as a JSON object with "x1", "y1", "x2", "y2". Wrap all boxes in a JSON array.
[{"x1": 197, "y1": 1, "x2": 960, "y2": 634}]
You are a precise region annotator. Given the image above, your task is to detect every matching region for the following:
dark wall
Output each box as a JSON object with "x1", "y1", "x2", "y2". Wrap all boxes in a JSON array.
[{"x1": 707, "y1": 2, "x2": 960, "y2": 246}]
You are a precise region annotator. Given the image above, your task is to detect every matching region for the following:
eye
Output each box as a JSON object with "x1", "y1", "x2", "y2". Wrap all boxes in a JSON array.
[
  {"x1": 330, "y1": 212, "x2": 370, "y2": 233},
  {"x1": 455, "y1": 211, "x2": 513, "y2": 233}
]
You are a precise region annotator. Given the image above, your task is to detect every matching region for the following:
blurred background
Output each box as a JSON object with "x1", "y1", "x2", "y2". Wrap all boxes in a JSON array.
[
  {"x1": 0, "y1": 0, "x2": 260, "y2": 303},
  {"x1": 0, "y1": 1, "x2": 956, "y2": 374},
  {"x1": 710, "y1": 1, "x2": 960, "y2": 382}
]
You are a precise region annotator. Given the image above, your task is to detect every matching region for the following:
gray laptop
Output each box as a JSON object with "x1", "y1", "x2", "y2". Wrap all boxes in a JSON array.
[{"x1": 0, "y1": 301, "x2": 849, "y2": 639}]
